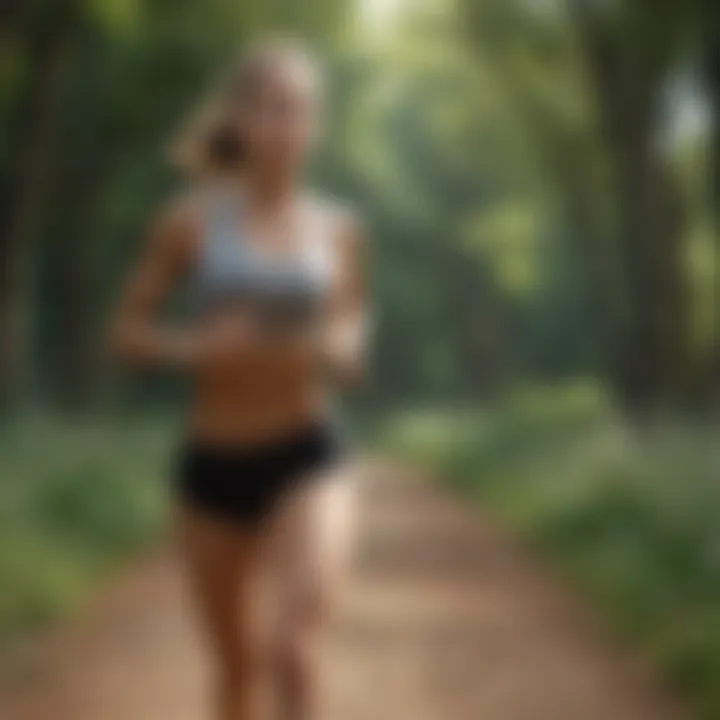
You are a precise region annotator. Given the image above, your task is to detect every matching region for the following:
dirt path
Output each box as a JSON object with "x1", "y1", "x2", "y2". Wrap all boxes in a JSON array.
[{"x1": 1, "y1": 463, "x2": 683, "y2": 720}]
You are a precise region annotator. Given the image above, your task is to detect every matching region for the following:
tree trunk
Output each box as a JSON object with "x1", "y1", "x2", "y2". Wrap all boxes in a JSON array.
[
  {"x1": 705, "y1": 28, "x2": 720, "y2": 405},
  {"x1": 51, "y1": 160, "x2": 110, "y2": 414},
  {"x1": 0, "y1": 13, "x2": 76, "y2": 412},
  {"x1": 572, "y1": 0, "x2": 691, "y2": 413},
  {"x1": 547, "y1": 136, "x2": 627, "y2": 397}
]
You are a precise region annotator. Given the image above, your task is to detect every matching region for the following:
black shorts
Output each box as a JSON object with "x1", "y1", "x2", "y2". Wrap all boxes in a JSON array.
[{"x1": 176, "y1": 422, "x2": 344, "y2": 525}]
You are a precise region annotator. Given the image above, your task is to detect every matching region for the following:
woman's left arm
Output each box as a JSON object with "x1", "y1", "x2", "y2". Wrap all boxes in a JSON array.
[{"x1": 322, "y1": 210, "x2": 370, "y2": 386}]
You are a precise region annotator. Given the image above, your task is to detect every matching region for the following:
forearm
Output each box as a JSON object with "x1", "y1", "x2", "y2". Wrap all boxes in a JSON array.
[
  {"x1": 320, "y1": 316, "x2": 368, "y2": 387},
  {"x1": 109, "y1": 319, "x2": 193, "y2": 369}
]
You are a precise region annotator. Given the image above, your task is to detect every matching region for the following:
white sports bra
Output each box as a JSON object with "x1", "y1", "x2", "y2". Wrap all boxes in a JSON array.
[{"x1": 192, "y1": 190, "x2": 335, "y2": 328}]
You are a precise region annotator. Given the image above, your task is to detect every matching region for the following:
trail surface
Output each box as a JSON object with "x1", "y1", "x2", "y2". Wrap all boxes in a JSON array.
[{"x1": 1, "y1": 463, "x2": 682, "y2": 720}]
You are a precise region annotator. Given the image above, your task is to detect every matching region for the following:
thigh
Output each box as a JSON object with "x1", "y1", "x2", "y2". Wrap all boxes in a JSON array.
[
  {"x1": 177, "y1": 507, "x2": 262, "y2": 660},
  {"x1": 267, "y1": 461, "x2": 360, "y2": 625}
]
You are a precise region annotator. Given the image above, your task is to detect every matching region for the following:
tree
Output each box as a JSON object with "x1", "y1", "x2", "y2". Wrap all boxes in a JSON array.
[
  {"x1": 460, "y1": 0, "x2": 700, "y2": 413},
  {"x1": 0, "y1": 2, "x2": 80, "y2": 410}
]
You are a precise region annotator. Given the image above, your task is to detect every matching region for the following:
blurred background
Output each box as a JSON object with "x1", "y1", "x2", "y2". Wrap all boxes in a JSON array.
[{"x1": 1, "y1": 0, "x2": 720, "y2": 717}]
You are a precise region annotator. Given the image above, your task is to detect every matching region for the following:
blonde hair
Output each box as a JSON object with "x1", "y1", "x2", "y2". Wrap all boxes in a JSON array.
[{"x1": 168, "y1": 36, "x2": 322, "y2": 177}]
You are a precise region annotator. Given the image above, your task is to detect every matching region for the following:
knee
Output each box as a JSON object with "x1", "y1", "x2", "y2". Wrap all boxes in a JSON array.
[
  {"x1": 216, "y1": 634, "x2": 271, "y2": 689},
  {"x1": 274, "y1": 626, "x2": 317, "y2": 684},
  {"x1": 274, "y1": 577, "x2": 335, "y2": 678},
  {"x1": 277, "y1": 606, "x2": 327, "y2": 680}
]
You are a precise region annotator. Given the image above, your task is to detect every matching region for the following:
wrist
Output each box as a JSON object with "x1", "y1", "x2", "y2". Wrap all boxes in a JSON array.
[{"x1": 167, "y1": 331, "x2": 199, "y2": 367}]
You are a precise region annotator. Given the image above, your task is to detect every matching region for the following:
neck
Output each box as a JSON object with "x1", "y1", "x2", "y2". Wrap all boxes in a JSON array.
[{"x1": 240, "y1": 166, "x2": 297, "y2": 210}]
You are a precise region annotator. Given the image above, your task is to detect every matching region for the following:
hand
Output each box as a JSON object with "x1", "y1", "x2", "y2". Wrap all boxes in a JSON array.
[{"x1": 316, "y1": 318, "x2": 366, "y2": 385}]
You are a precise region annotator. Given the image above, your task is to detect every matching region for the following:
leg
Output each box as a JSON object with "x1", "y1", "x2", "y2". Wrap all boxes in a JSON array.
[
  {"x1": 267, "y1": 462, "x2": 359, "y2": 720},
  {"x1": 177, "y1": 508, "x2": 264, "y2": 720}
]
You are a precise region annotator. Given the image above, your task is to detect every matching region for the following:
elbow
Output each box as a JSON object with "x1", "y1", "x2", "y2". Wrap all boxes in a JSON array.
[
  {"x1": 333, "y1": 351, "x2": 367, "y2": 390},
  {"x1": 324, "y1": 319, "x2": 368, "y2": 389},
  {"x1": 106, "y1": 322, "x2": 135, "y2": 365},
  {"x1": 345, "y1": 356, "x2": 366, "y2": 388}
]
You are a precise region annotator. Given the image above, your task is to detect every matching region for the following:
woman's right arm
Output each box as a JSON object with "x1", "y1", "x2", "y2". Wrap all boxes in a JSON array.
[{"x1": 108, "y1": 198, "x2": 200, "y2": 368}]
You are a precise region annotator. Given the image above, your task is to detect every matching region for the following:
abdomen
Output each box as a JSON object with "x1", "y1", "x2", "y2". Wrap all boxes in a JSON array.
[{"x1": 189, "y1": 341, "x2": 326, "y2": 445}]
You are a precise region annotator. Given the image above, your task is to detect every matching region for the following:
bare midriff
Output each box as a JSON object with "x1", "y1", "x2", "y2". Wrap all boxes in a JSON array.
[{"x1": 187, "y1": 341, "x2": 327, "y2": 446}]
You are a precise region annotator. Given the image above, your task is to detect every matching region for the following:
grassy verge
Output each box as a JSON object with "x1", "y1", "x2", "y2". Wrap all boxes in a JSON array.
[
  {"x1": 0, "y1": 417, "x2": 172, "y2": 657},
  {"x1": 378, "y1": 383, "x2": 720, "y2": 720}
]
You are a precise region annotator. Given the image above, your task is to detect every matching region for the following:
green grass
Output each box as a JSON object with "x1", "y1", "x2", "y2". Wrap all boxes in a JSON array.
[
  {"x1": 0, "y1": 417, "x2": 172, "y2": 654},
  {"x1": 379, "y1": 382, "x2": 720, "y2": 720}
]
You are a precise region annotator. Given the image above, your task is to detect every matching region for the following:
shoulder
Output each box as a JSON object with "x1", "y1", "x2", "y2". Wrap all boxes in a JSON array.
[
  {"x1": 146, "y1": 187, "x2": 207, "y2": 268},
  {"x1": 307, "y1": 191, "x2": 365, "y2": 253},
  {"x1": 152, "y1": 187, "x2": 206, "y2": 239}
]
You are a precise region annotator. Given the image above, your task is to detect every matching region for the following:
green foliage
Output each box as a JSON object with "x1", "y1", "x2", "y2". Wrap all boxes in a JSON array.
[{"x1": 0, "y1": 420, "x2": 170, "y2": 651}]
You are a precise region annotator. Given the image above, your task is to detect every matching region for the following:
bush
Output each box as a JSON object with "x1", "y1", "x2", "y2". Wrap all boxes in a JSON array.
[{"x1": 0, "y1": 418, "x2": 170, "y2": 651}]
